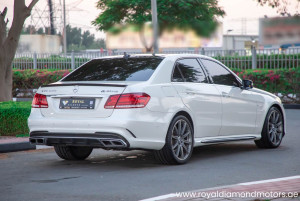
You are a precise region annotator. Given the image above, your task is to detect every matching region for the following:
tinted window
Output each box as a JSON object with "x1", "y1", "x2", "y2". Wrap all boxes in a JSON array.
[
  {"x1": 173, "y1": 59, "x2": 208, "y2": 83},
  {"x1": 201, "y1": 59, "x2": 239, "y2": 86},
  {"x1": 63, "y1": 57, "x2": 164, "y2": 82},
  {"x1": 172, "y1": 66, "x2": 184, "y2": 82}
]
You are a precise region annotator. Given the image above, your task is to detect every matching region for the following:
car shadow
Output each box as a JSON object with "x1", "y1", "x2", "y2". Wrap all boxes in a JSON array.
[
  {"x1": 192, "y1": 142, "x2": 259, "y2": 159},
  {"x1": 46, "y1": 141, "x2": 265, "y2": 170}
]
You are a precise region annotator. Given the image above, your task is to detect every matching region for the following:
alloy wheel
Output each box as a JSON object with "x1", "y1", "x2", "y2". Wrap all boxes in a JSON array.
[
  {"x1": 171, "y1": 119, "x2": 193, "y2": 161},
  {"x1": 267, "y1": 110, "x2": 283, "y2": 146}
]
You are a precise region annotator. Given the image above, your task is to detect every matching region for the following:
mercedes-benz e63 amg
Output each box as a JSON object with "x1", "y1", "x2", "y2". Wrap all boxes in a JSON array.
[{"x1": 28, "y1": 54, "x2": 286, "y2": 164}]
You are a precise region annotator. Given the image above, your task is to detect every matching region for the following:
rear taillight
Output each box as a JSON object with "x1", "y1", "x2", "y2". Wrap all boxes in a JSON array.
[
  {"x1": 32, "y1": 93, "x2": 48, "y2": 108},
  {"x1": 104, "y1": 94, "x2": 121, "y2": 109},
  {"x1": 104, "y1": 93, "x2": 150, "y2": 109}
]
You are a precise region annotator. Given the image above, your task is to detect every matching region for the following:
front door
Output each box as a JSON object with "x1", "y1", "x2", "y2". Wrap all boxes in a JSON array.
[{"x1": 200, "y1": 59, "x2": 257, "y2": 136}]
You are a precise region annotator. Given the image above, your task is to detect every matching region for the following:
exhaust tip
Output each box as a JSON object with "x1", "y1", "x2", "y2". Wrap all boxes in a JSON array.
[
  {"x1": 30, "y1": 138, "x2": 45, "y2": 144},
  {"x1": 30, "y1": 139, "x2": 36, "y2": 144},
  {"x1": 37, "y1": 139, "x2": 44, "y2": 144},
  {"x1": 100, "y1": 139, "x2": 127, "y2": 147}
]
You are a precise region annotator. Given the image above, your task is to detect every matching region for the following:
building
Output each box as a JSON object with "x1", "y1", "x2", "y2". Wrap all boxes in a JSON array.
[
  {"x1": 16, "y1": 35, "x2": 61, "y2": 54},
  {"x1": 223, "y1": 34, "x2": 259, "y2": 50}
]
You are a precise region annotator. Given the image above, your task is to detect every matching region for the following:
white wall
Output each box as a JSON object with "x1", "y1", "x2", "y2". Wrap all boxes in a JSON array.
[
  {"x1": 17, "y1": 35, "x2": 61, "y2": 54},
  {"x1": 223, "y1": 35, "x2": 258, "y2": 50}
]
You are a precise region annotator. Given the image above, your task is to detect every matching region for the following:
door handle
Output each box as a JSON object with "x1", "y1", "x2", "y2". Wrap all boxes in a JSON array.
[
  {"x1": 222, "y1": 92, "x2": 230, "y2": 98},
  {"x1": 185, "y1": 90, "x2": 196, "y2": 95}
]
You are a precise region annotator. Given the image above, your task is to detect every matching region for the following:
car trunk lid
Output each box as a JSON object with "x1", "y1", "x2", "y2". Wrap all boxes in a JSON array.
[{"x1": 38, "y1": 82, "x2": 127, "y2": 118}]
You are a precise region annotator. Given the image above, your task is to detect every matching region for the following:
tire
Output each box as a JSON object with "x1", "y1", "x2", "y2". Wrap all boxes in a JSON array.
[
  {"x1": 255, "y1": 107, "x2": 284, "y2": 149},
  {"x1": 54, "y1": 146, "x2": 93, "y2": 160},
  {"x1": 154, "y1": 115, "x2": 194, "y2": 165}
]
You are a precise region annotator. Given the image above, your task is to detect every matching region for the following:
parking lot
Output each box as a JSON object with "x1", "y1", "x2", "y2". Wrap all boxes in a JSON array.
[{"x1": 0, "y1": 109, "x2": 299, "y2": 201}]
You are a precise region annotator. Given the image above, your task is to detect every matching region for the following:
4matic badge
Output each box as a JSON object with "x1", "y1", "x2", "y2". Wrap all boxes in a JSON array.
[{"x1": 100, "y1": 89, "x2": 119, "y2": 93}]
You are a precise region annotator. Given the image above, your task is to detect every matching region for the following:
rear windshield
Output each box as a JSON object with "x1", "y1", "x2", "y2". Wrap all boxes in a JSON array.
[{"x1": 62, "y1": 57, "x2": 164, "y2": 82}]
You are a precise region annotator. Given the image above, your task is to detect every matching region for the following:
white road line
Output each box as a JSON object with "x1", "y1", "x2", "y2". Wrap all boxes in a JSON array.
[
  {"x1": 141, "y1": 175, "x2": 300, "y2": 201},
  {"x1": 139, "y1": 193, "x2": 176, "y2": 201},
  {"x1": 239, "y1": 175, "x2": 300, "y2": 185}
]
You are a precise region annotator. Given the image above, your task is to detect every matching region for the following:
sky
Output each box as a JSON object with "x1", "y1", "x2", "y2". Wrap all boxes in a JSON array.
[{"x1": 0, "y1": 0, "x2": 299, "y2": 38}]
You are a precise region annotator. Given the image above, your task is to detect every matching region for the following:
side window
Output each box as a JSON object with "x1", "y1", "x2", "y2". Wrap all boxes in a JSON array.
[
  {"x1": 173, "y1": 59, "x2": 208, "y2": 83},
  {"x1": 172, "y1": 66, "x2": 184, "y2": 82},
  {"x1": 201, "y1": 59, "x2": 239, "y2": 86}
]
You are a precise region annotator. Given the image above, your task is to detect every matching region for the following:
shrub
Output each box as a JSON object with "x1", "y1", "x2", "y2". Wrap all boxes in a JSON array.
[
  {"x1": 13, "y1": 69, "x2": 71, "y2": 97},
  {"x1": 233, "y1": 68, "x2": 300, "y2": 103},
  {"x1": 0, "y1": 101, "x2": 31, "y2": 136}
]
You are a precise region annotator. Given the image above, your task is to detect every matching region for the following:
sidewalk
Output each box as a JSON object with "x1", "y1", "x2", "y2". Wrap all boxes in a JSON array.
[
  {"x1": 142, "y1": 176, "x2": 300, "y2": 201},
  {"x1": 0, "y1": 137, "x2": 36, "y2": 153}
]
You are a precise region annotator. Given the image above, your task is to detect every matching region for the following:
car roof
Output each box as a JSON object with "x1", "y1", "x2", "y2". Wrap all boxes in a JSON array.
[{"x1": 92, "y1": 54, "x2": 211, "y2": 60}]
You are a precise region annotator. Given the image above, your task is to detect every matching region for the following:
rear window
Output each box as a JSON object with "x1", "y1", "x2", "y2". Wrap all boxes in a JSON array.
[{"x1": 63, "y1": 57, "x2": 164, "y2": 82}]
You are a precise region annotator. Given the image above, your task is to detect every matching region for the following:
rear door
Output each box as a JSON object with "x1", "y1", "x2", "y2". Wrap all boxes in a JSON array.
[
  {"x1": 171, "y1": 58, "x2": 222, "y2": 138},
  {"x1": 200, "y1": 59, "x2": 257, "y2": 136}
]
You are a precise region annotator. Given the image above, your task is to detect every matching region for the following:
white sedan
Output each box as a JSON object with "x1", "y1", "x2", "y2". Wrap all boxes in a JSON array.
[{"x1": 28, "y1": 54, "x2": 286, "y2": 164}]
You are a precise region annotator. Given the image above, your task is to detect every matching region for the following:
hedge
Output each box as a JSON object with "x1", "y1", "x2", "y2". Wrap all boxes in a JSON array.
[
  {"x1": 13, "y1": 69, "x2": 71, "y2": 97},
  {"x1": 232, "y1": 68, "x2": 300, "y2": 103},
  {"x1": 0, "y1": 101, "x2": 31, "y2": 136}
]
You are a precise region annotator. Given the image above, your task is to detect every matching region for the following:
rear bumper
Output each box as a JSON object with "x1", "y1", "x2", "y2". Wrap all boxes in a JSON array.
[
  {"x1": 29, "y1": 131, "x2": 129, "y2": 149},
  {"x1": 28, "y1": 108, "x2": 173, "y2": 150}
]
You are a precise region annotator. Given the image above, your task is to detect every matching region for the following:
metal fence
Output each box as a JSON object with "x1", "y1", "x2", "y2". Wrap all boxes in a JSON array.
[{"x1": 12, "y1": 47, "x2": 300, "y2": 70}]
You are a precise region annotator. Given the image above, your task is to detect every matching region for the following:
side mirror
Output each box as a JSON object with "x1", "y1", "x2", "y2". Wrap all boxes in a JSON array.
[{"x1": 242, "y1": 79, "x2": 253, "y2": 89}]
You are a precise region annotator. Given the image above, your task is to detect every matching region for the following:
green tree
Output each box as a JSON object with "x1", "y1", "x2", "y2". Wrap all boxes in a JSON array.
[
  {"x1": 92, "y1": 0, "x2": 225, "y2": 52},
  {"x1": 256, "y1": 0, "x2": 300, "y2": 16},
  {"x1": 82, "y1": 30, "x2": 95, "y2": 48},
  {"x1": 37, "y1": 27, "x2": 44, "y2": 34},
  {"x1": 88, "y1": 39, "x2": 106, "y2": 49},
  {"x1": 66, "y1": 25, "x2": 82, "y2": 49},
  {"x1": 66, "y1": 25, "x2": 106, "y2": 51}
]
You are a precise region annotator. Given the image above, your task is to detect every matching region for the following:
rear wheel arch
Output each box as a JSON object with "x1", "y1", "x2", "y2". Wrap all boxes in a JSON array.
[
  {"x1": 154, "y1": 112, "x2": 194, "y2": 164},
  {"x1": 166, "y1": 111, "x2": 195, "y2": 147},
  {"x1": 172, "y1": 111, "x2": 194, "y2": 131}
]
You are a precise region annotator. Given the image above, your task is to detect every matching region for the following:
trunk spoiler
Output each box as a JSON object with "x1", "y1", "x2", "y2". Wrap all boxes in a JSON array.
[{"x1": 41, "y1": 83, "x2": 128, "y2": 88}]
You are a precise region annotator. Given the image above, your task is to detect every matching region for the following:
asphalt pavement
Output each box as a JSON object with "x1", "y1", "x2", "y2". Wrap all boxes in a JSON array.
[{"x1": 0, "y1": 109, "x2": 299, "y2": 201}]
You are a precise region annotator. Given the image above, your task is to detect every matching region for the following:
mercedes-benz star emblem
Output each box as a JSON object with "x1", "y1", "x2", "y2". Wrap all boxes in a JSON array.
[{"x1": 73, "y1": 85, "x2": 79, "y2": 93}]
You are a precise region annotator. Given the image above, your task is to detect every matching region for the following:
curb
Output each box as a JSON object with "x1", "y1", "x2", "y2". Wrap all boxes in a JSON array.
[
  {"x1": 0, "y1": 142, "x2": 36, "y2": 153},
  {"x1": 283, "y1": 104, "x2": 300, "y2": 109}
]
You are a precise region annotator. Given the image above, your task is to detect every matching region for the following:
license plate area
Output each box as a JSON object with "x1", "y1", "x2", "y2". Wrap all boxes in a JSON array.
[{"x1": 59, "y1": 98, "x2": 95, "y2": 109}]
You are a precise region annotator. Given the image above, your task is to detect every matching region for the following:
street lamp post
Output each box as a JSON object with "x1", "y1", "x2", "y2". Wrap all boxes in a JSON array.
[
  {"x1": 250, "y1": 37, "x2": 257, "y2": 69},
  {"x1": 151, "y1": 0, "x2": 159, "y2": 53},
  {"x1": 63, "y1": 0, "x2": 67, "y2": 56}
]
